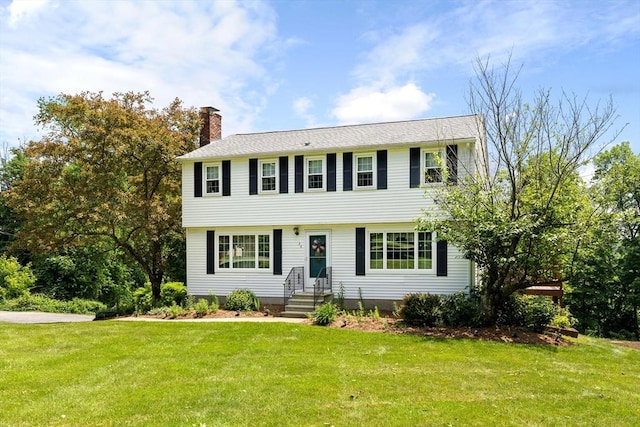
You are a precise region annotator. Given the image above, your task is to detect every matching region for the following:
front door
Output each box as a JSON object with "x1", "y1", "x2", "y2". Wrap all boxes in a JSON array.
[{"x1": 306, "y1": 232, "x2": 329, "y2": 292}]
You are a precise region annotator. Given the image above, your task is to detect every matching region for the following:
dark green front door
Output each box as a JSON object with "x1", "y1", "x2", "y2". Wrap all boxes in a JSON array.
[{"x1": 308, "y1": 234, "x2": 327, "y2": 280}]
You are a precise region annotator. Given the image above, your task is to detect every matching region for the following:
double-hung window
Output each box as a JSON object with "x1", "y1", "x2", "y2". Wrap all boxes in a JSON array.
[
  {"x1": 205, "y1": 163, "x2": 221, "y2": 195},
  {"x1": 369, "y1": 231, "x2": 433, "y2": 270},
  {"x1": 306, "y1": 157, "x2": 325, "y2": 190},
  {"x1": 260, "y1": 160, "x2": 277, "y2": 193},
  {"x1": 218, "y1": 234, "x2": 270, "y2": 270},
  {"x1": 355, "y1": 154, "x2": 375, "y2": 188},
  {"x1": 423, "y1": 150, "x2": 443, "y2": 184}
]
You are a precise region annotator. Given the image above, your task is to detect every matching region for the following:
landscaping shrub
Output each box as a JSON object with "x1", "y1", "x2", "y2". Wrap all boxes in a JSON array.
[
  {"x1": 133, "y1": 286, "x2": 153, "y2": 313},
  {"x1": 440, "y1": 292, "x2": 483, "y2": 327},
  {"x1": 225, "y1": 289, "x2": 260, "y2": 311},
  {"x1": 0, "y1": 293, "x2": 106, "y2": 315},
  {"x1": 498, "y1": 294, "x2": 558, "y2": 332},
  {"x1": 313, "y1": 302, "x2": 338, "y2": 326},
  {"x1": 0, "y1": 255, "x2": 35, "y2": 300},
  {"x1": 550, "y1": 307, "x2": 577, "y2": 329},
  {"x1": 194, "y1": 298, "x2": 210, "y2": 317},
  {"x1": 160, "y1": 282, "x2": 187, "y2": 307},
  {"x1": 399, "y1": 293, "x2": 441, "y2": 326}
]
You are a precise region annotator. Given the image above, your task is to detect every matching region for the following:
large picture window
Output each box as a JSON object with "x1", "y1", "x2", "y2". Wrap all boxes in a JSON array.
[
  {"x1": 369, "y1": 231, "x2": 433, "y2": 270},
  {"x1": 218, "y1": 234, "x2": 270, "y2": 270}
]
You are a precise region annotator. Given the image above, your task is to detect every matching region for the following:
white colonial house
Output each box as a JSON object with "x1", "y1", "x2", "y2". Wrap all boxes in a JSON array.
[{"x1": 179, "y1": 108, "x2": 485, "y2": 316}]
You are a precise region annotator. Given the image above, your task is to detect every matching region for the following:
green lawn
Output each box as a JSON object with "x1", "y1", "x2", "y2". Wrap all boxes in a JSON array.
[{"x1": 1, "y1": 321, "x2": 638, "y2": 426}]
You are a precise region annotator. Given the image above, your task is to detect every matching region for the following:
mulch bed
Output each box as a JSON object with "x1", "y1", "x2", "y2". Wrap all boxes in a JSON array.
[{"x1": 320, "y1": 316, "x2": 574, "y2": 346}]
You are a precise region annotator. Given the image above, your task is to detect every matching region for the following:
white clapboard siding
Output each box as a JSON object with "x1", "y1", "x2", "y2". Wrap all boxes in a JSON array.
[
  {"x1": 186, "y1": 224, "x2": 472, "y2": 300},
  {"x1": 182, "y1": 144, "x2": 475, "y2": 228}
]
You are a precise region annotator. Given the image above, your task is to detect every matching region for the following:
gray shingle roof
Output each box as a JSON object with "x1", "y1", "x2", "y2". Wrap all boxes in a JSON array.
[{"x1": 178, "y1": 114, "x2": 482, "y2": 160}]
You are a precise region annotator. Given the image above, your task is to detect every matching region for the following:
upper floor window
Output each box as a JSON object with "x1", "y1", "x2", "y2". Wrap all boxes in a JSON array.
[
  {"x1": 355, "y1": 154, "x2": 375, "y2": 188},
  {"x1": 205, "y1": 163, "x2": 221, "y2": 195},
  {"x1": 260, "y1": 160, "x2": 277, "y2": 193},
  {"x1": 423, "y1": 150, "x2": 443, "y2": 184},
  {"x1": 306, "y1": 157, "x2": 325, "y2": 190}
]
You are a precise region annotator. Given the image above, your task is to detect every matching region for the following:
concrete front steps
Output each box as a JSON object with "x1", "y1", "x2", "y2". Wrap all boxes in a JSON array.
[{"x1": 281, "y1": 292, "x2": 333, "y2": 318}]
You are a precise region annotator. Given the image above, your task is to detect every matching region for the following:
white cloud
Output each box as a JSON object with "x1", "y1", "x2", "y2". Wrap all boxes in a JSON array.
[
  {"x1": 292, "y1": 96, "x2": 317, "y2": 128},
  {"x1": 6, "y1": 0, "x2": 49, "y2": 29},
  {"x1": 333, "y1": 83, "x2": 435, "y2": 125},
  {"x1": 0, "y1": 0, "x2": 283, "y2": 146}
]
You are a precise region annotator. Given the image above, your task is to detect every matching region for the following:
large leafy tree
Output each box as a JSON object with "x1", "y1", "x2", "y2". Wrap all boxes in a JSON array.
[
  {"x1": 6, "y1": 92, "x2": 200, "y2": 299},
  {"x1": 419, "y1": 57, "x2": 619, "y2": 323},
  {"x1": 566, "y1": 142, "x2": 640, "y2": 338},
  {"x1": 0, "y1": 146, "x2": 28, "y2": 256}
]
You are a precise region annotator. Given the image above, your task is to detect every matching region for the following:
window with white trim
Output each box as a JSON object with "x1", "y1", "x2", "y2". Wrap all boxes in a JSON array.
[
  {"x1": 204, "y1": 163, "x2": 221, "y2": 195},
  {"x1": 218, "y1": 234, "x2": 270, "y2": 270},
  {"x1": 306, "y1": 157, "x2": 325, "y2": 190},
  {"x1": 369, "y1": 231, "x2": 433, "y2": 270},
  {"x1": 423, "y1": 150, "x2": 443, "y2": 184},
  {"x1": 355, "y1": 154, "x2": 375, "y2": 188},
  {"x1": 260, "y1": 160, "x2": 277, "y2": 193}
]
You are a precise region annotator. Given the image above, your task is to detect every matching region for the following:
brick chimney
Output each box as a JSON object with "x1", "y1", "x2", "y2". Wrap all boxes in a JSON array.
[{"x1": 199, "y1": 106, "x2": 221, "y2": 147}]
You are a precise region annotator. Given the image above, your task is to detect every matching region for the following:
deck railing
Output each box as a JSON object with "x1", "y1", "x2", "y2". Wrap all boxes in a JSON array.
[{"x1": 283, "y1": 266, "x2": 304, "y2": 306}]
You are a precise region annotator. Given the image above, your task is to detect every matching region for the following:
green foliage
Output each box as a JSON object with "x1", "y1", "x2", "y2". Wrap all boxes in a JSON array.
[
  {"x1": 133, "y1": 285, "x2": 153, "y2": 313},
  {"x1": 498, "y1": 294, "x2": 558, "y2": 332},
  {"x1": 399, "y1": 293, "x2": 441, "y2": 326},
  {"x1": 440, "y1": 292, "x2": 483, "y2": 327},
  {"x1": 168, "y1": 302, "x2": 185, "y2": 319},
  {"x1": 0, "y1": 255, "x2": 35, "y2": 300},
  {"x1": 225, "y1": 289, "x2": 260, "y2": 311},
  {"x1": 160, "y1": 282, "x2": 187, "y2": 307},
  {"x1": 566, "y1": 142, "x2": 640, "y2": 339},
  {"x1": 334, "y1": 282, "x2": 346, "y2": 310},
  {"x1": 418, "y1": 57, "x2": 617, "y2": 324},
  {"x1": 194, "y1": 298, "x2": 210, "y2": 317},
  {"x1": 551, "y1": 307, "x2": 577, "y2": 329},
  {"x1": 5, "y1": 91, "x2": 200, "y2": 299},
  {"x1": 0, "y1": 293, "x2": 106, "y2": 315},
  {"x1": 313, "y1": 302, "x2": 338, "y2": 326}
]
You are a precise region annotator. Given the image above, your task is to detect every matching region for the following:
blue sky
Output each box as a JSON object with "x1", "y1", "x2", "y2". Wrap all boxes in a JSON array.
[{"x1": 1, "y1": 0, "x2": 639, "y2": 154}]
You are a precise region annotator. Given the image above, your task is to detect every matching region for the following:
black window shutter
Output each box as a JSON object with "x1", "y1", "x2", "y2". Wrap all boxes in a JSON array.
[
  {"x1": 356, "y1": 227, "x2": 366, "y2": 276},
  {"x1": 343, "y1": 152, "x2": 353, "y2": 191},
  {"x1": 194, "y1": 162, "x2": 202, "y2": 197},
  {"x1": 279, "y1": 156, "x2": 288, "y2": 194},
  {"x1": 222, "y1": 160, "x2": 231, "y2": 196},
  {"x1": 249, "y1": 158, "x2": 258, "y2": 195},
  {"x1": 436, "y1": 239, "x2": 448, "y2": 276},
  {"x1": 410, "y1": 147, "x2": 421, "y2": 188},
  {"x1": 273, "y1": 229, "x2": 282, "y2": 275},
  {"x1": 327, "y1": 153, "x2": 336, "y2": 192},
  {"x1": 206, "y1": 230, "x2": 215, "y2": 274},
  {"x1": 446, "y1": 144, "x2": 458, "y2": 185},
  {"x1": 377, "y1": 150, "x2": 387, "y2": 190},
  {"x1": 295, "y1": 155, "x2": 304, "y2": 193}
]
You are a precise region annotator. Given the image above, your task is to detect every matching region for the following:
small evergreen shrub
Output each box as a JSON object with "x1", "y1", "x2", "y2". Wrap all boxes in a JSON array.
[
  {"x1": 440, "y1": 292, "x2": 483, "y2": 327},
  {"x1": 498, "y1": 294, "x2": 558, "y2": 332},
  {"x1": 168, "y1": 302, "x2": 185, "y2": 319},
  {"x1": 194, "y1": 298, "x2": 210, "y2": 317},
  {"x1": 399, "y1": 293, "x2": 441, "y2": 326},
  {"x1": 133, "y1": 286, "x2": 153, "y2": 313},
  {"x1": 313, "y1": 302, "x2": 338, "y2": 326},
  {"x1": 160, "y1": 282, "x2": 187, "y2": 307},
  {"x1": 225, "y1": 289, "x2": 260, "y2": 311},
  {"x1": 0, "y1": 255, "x2": 35, "y2": 300},
  {"x1": 550, "y1": 307, "x2": 577, "y2": 329}
]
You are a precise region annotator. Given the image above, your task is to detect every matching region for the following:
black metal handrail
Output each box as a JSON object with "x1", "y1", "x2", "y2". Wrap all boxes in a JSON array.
[
  {"x1": 283, "y1": 266, "x2": 304, "y2": 306},
  {"x1": 313, "y1": 266, "x2": 332, "y2": 309}
]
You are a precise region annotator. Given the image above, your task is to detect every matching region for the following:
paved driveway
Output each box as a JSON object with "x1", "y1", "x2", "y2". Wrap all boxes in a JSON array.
[{"x1": 0, "y1": 311, "x2": 95, "y2": 324}]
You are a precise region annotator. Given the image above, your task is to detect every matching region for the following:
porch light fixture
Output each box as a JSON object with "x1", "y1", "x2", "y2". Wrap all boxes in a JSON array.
[{"x1": 293, "y1": 227, "x2": 299, "y2": 236}]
